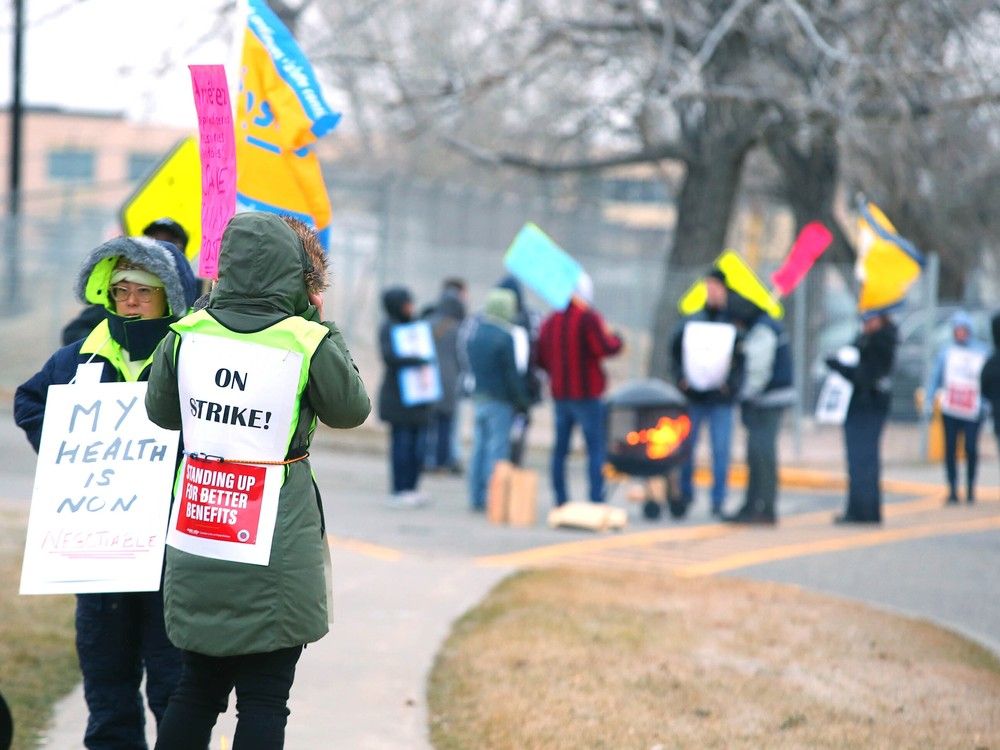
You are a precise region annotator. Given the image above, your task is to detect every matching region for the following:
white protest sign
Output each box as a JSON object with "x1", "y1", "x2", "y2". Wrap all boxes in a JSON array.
[
  {"x1": 815, "y1": 371, "x2": 854, "y2": 425},
  {"x1": 20, "y1": 382, "x2": 179, "y2": 595},
  {"x1": 940, "y1": 346, "x2": 987, "y2": 420},
  {"x1": 681, "y1": 321, "x2": 737, "y2": 392},
  {"x1": 392, "y1": 321, "x2": 442, "y2": 406},
  {"x1": 171, "y1": 333, "x2": 300, "y2": 565}
]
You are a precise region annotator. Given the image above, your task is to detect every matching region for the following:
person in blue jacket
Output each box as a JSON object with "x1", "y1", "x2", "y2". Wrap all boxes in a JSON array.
[
  {"x1": 924, "y1": 310, "x2": 989, "y2": 503},
  {"x1": 14, "y1": 235, "x2": 197, "y2": 749}
]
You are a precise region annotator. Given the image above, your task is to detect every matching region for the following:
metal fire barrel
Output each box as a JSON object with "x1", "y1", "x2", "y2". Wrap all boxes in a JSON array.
[{"x1": 605, "y1": 378, "x2": 692, "y2": 477}]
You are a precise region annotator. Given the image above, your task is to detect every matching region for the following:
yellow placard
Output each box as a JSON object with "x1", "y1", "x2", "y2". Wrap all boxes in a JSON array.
[
  {"x1": 119, "y1": 137, "x2": 202, "y2": 262},
  {"x1": 677, "y1": 249, "x2": 784, "y2": 319}
]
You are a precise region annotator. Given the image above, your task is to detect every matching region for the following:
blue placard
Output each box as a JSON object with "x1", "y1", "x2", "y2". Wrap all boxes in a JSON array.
[{"x1": 503, "y1": 223, "x2": 583, "y2": 310}]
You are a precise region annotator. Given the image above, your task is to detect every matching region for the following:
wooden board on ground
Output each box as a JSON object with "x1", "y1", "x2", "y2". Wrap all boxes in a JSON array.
[{"x1": 547, "y1": 501, "x2": 627, "y2": 532}]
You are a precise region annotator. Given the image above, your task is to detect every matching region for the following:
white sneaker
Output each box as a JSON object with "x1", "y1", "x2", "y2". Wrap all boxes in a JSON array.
[{"x1": 384, "y1": 491, "x2": 428, "y2": 509}]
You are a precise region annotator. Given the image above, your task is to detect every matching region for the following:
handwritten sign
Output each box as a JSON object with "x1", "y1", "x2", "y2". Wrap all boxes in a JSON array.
[
  {"x1": 20, "y1": 382, "x2": 179, "y2": 594},
  {"x1": 190, "y1": 64, "x2": 236, "y2": 279},
  {"x1": 503, "y1": 223, "x2": 583, "y2": 310}
]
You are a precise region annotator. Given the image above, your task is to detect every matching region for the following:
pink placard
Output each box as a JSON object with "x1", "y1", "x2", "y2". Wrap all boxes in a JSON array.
[
  {"x1": 770, "y1": 221, "x2": 833, "y2": 296},
  {"x1": 189, "y1": 65, "x2": 236, "y2": 279}
]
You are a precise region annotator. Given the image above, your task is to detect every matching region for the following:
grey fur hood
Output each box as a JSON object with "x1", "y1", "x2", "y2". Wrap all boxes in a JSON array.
[{"x1": 74, "y1": 236, "x2": 199, "y2": 317}]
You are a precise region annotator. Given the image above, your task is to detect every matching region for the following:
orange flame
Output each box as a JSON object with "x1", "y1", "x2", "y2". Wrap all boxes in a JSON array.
[{"x1": 625, "y1": 415, "x2": 692, "y2": 460}]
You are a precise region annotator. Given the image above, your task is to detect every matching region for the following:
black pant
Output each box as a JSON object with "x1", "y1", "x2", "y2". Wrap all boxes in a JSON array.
[
  {"x1": 843, "y1": 406, "x2": 887, "y2": 522},
  {"x1": 76, "y1": 591, "x2": 181, "y2": 750},
  {"x1": 389, "y1": 424, "x2": 426, "y2": 493},
  {"x1": 942, "y1": 414, "x2": 982, "y2": 499},
  {"x1": 741, "y1": 404, "x2": 783, "y2": 516},
  {"x1": 154, "y1": 645, "x2": 303, "y2": 750}
]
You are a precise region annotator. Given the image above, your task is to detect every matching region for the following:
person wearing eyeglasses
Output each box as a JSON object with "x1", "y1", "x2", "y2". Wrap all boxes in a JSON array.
[
  {"x1": 14, "y1": 236, "x2": 198, "y2": 749},
  {"x1": 61, "y1": 217, "x2": 191, "y2": 346}
]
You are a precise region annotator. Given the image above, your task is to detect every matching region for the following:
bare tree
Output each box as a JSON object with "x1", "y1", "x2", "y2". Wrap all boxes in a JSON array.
[{"x1": 311, "y1": 0, "x2": 1000, "y2": 371}]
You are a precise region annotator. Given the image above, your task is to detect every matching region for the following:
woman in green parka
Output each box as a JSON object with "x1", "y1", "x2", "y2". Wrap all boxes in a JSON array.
[{"x1": 145, "y1": 212, "x2": 370, "y2": 748}]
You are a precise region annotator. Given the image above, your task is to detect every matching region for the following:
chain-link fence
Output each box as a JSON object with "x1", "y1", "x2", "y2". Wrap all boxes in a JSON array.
[{"x1": 0, "y1": 173, "x2": 945, "y2": 457}]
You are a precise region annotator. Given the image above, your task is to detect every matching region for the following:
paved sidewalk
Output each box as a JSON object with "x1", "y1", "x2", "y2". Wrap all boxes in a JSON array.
[{"x1": 28, "y1": 415, "x2": 1000, "y2": 748}]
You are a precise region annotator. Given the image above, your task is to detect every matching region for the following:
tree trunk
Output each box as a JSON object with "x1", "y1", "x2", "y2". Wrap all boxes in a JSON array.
[
  {"x1": 767, "y1": 123, "x2": 854, "y2": 265},
  {"x1": 648, "y1": 151, "x2": 748, "y2": 378}
]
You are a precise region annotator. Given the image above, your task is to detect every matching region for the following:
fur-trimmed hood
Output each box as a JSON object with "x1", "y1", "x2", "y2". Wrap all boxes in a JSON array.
[{"x1": 74, "y1": 236, "x2": 199, "y2": 317}]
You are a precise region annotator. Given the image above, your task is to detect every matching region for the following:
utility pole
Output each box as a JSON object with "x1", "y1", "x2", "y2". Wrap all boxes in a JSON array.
[{"x1": 4, "y1": 0, "x2": 24, "y2": 314}]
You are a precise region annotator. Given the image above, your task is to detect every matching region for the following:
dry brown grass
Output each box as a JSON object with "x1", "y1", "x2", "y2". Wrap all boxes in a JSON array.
[
  {"x1": 0, "y1": 508, "x2": 77, "y2": 750},
  {"x1": 428, "y1": 568, "x2": 1000, "y2": 750}
]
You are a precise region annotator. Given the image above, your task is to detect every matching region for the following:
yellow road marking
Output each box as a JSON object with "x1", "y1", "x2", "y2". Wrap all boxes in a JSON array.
[
  {"x1": 327, "y1": 534, "x2": 404, "y2": 562},
  {"x1": 475, "y1": 523, "x2": 734, "y2": 568},
  {"x1": 673, "y1": 515, "x2": 1000, "y2": 578}
]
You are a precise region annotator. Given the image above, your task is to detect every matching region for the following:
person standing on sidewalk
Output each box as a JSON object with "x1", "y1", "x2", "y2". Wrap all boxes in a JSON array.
[
  {"x1": 980, "y1": 313, "x2": 1000, "y2": 465},
  {"x1": 145, "y1": 212, "x2": 370, "y2": 747},
  {"x1": 464, "y1": 288, "x2": 532, "y2": 511},
  {"x1": 724, "y1": 304, "x2": 795, "y2": 525},
  {"x1": 378, "y1": 286, "x2": 434, "y2": 507},
  {"x1": 671, "y1": 268, "x2": 743, "y2": 518},
  {"x1": 15, "y1": 235, "x2": 198, "y2": 749},
  {"x1": 423, "y1": 279, "x2": 467, "y2": 474},
  {"x1": 537, "y1": 273, "x2": 623, "y2": 506},
  {"x1": 924, "y1": 310, "x2": 988, "y2": 504},
  {"x1": 826, "y1": 312, "x2": 898, "y2": 524}
]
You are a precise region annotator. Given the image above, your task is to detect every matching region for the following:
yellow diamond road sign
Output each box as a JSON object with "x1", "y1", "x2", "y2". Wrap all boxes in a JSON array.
[{"x1": 120, "y1": 136, "x2": 203, "y2": 264}]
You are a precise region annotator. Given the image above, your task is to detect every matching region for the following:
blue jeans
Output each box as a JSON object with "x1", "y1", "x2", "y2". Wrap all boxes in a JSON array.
[
  {"x1": 76, "y1": 591, "x2": 181, "y2": 749},
  {"x1": 679, "y1": 401, "x2": 734, "y2": 512},
  {"x1": 469, "y1": 400, "x2": 514, "y2": 509},
  {"x1": 389, "y1": 424, "x2": 426, "y2": 493},
  {"x1": 551, "y1": 399, "x2": 607, "y2": 506}
]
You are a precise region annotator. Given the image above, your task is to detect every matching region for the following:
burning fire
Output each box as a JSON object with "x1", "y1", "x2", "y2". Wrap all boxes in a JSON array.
[{"x1": 625, "y1": 415, "x2": 692, "y2": 460}]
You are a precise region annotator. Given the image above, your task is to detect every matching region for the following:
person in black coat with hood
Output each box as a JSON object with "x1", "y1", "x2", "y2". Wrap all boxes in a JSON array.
[
  {"x1": 980, "y1": 313, "x2": 1000, "y2": 458},
  {"x1": 378, "y1": 286, "x2": 433, "y2": 507},
  {"x1": 825, "y1": 311, "x2": 899, "y2": 524}
]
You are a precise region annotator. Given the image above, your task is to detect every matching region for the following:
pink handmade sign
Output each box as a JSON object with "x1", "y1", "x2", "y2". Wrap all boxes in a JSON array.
[
  {"x1": 771, "y1": 221, "x2": 833, "y2": 296},
  {"x1": 189, "y1": 64, "x2": 236, "y2": 279}
]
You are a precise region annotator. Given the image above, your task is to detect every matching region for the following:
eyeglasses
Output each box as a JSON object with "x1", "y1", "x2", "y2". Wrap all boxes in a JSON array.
[{"x1": 109, "y1": 284, "x2": 163, "y2": 303}]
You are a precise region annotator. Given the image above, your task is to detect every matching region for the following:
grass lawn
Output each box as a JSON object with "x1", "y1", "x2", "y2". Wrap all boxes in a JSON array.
[
  {"x1": 0, "y1": 508, "x2": 78, "y2": 750},
  {"x1": 429, "y1": 567, "x2": 1000, "y2": 749}
]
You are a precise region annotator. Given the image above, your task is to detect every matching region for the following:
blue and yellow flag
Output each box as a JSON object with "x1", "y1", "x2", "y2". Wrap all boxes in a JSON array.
[
  {"x1": 855, "y1": 201, "x2": 925, "y2": 316},
  {"x1": 236, "y1": 0, "x2": 340, "y2": 247}
]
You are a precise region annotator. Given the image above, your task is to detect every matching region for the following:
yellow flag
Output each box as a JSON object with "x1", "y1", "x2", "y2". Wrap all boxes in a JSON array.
[
  {"x1": 235, "y1": 0, "x2": 340, "y2": 246},
  {"x1": 856, "y1": 202, "x2": 925, "y2": 315},
  {"x1": 677, "y1": 249, "x2": 784, "y2": 319}
]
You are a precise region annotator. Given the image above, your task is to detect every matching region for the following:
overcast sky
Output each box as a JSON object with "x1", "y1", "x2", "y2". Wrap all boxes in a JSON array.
[{"x1": 0, "y1": 0, "x2": 240, "y2": 127}]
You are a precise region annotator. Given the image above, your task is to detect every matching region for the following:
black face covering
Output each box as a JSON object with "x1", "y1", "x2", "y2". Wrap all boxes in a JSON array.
[{"x1": 105, "y1": 311, "x2": 175, "y2": 360}]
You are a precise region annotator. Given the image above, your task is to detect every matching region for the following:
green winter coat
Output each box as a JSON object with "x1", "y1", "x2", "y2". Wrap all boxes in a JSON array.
[{"x1": 145, "y1": 212, "x2": 370, "y2": 656}]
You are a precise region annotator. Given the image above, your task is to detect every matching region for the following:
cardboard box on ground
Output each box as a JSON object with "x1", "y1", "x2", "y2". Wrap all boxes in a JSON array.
[{"x1": 486, "y1": 461, "x2": 538, "y2": 527}]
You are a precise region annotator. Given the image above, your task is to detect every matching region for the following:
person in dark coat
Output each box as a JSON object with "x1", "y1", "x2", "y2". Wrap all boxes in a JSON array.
[
  {"x1": 670, "y1": 269, "x2": 744, "y2": 517},
  {"x1": 424, "y1": 283, "x2": 466, "y2": 473},
  {"x1": 464, "y1": 288, "x2": 532, "y2": 510},
  {"x1": 497, "y1": 275, "x2": 543, "y2": 465},
  {"x1": 15, "y1": 235, "x2": 198, "y2": 749},
  {"x1": 980, "y1": 313, "x2": 1000, "y2": 462},
  {"x1": 826, "y1": 311, "x2": 899, "y2": 524},
  {"x1": 378, "y1": 286, "x2": 433, "y2": 507}
]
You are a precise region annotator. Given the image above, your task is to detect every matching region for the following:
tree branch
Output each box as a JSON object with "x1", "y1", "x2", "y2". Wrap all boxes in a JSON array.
[{"x1": 439, "y1": 135, "x2": 689, "y2": 173}]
